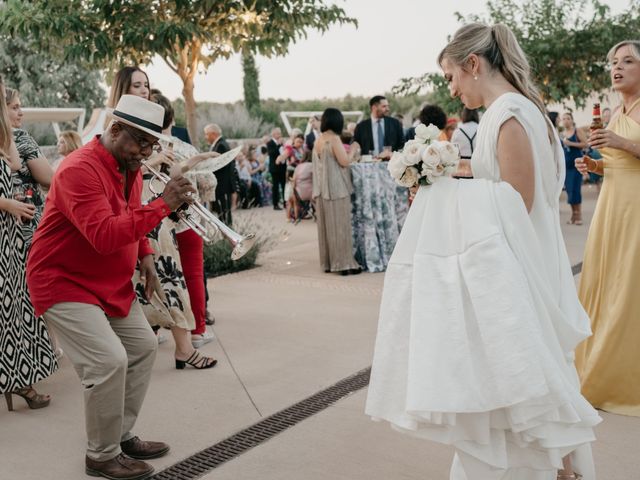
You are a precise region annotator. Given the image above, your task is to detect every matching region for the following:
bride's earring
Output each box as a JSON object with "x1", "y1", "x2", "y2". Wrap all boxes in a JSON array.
[{"x1": 473, "y1": 75, "x2": 478, "y2": 80}]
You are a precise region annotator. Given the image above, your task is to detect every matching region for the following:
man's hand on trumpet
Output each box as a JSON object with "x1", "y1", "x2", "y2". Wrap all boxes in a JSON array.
[
  {"x1": 162, "y1": 175, "x2": 197, "y2": 211},
  {"x1": 145, "y1": 149, "x2": 176, "y2": 170}
]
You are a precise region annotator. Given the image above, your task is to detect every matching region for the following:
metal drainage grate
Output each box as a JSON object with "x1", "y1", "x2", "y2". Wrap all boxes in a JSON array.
[
  {"x1": 572, "y1": 262, "x2": 583, "y2": 276},
  {"x1": 151, "y1": 367, "x2": 371, "y2": 480}
]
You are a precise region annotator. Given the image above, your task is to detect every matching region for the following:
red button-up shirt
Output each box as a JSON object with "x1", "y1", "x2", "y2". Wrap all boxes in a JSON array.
[{"x1": 27, "y1": 137, "x2": 172, "y2": 317}]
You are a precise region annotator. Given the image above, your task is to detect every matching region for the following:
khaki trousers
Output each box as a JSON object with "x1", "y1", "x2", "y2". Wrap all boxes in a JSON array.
[{"x1": 44, "y1": 300, "x2": 157, "y2": 461}]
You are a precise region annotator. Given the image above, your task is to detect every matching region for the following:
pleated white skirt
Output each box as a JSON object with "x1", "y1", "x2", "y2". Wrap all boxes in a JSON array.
[{"x1": 365, "y1": 179, "x2": 600, "y2": 479}]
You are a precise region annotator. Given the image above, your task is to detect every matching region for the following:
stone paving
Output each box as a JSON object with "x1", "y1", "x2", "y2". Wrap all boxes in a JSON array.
[{"x1": 1, "y1": 184, "x2": 638, "y2": 480}]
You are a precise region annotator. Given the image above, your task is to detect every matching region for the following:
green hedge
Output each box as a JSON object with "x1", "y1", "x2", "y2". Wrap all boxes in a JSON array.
[
  {"x1": 203, "y1": 238, "x2": 261, "y2": 277},
  {"x1": 203, "y1": 212, "x2": 285, "y2": 278}
]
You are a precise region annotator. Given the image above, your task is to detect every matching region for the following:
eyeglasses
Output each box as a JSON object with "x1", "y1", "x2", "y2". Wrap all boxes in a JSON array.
[{"x1": 119, "y1": 123, "x2": 161, "y2": 152}]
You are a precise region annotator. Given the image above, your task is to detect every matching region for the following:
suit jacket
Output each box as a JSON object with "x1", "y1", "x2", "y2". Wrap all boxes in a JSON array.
[
  {"x1": 353, "y1": 117, "x2": 405, "y2": 155},
  {"x1": 210, "y1": 137, "x2": 235, "y2": 195},
  {"x1": 305, "y1": 131, "x2": 318, "y2": 152},
  {"x1": 171, "y1": 126, "x2": 191, "y2": 145},
  {"x1": 267, "y1": 139, "x2": 285, "y2": 174}
]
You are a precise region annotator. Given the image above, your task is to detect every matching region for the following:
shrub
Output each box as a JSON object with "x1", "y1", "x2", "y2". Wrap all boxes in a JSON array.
[{"x1": 203, "y1": 211, "x2": 286, "y2": 277}]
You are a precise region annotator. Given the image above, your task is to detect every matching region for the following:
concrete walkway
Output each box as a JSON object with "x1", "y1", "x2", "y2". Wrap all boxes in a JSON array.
[{"x1": 1, "y1": 184, "x2": 638, "y2": 479}]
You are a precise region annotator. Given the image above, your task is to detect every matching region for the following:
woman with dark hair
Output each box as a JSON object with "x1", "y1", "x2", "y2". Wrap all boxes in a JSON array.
[
  {"x1": 404, "y1": 104, "x2": 448, "y2": 141},
  {"x1": 312, "y1": 108, "x2": 360, "y2": 275},
  {"x1": 107, "y1": 66, "x2": 150, "y2": 108},
  {"x1": 105, "y1": 69, "x2": 216, "y2": 369}
]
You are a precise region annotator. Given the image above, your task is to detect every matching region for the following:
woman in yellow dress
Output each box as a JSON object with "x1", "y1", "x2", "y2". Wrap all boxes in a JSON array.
[{"x1": 575, "y1": 40, "x2": 640, "y2": 416}]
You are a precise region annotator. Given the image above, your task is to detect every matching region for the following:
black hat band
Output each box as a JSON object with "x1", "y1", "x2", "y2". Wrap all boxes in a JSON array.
[{"x1": 113, "y1": 110, "x2": 162, "y2": 133}]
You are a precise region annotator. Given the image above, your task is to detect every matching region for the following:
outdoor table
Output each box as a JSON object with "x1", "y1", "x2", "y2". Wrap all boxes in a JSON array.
[{"x1": 350, "y1": 161, "x2": 409, "y2": 273}]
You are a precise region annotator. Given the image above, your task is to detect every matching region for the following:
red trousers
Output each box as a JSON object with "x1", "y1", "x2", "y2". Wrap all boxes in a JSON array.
[{"x1": 176, "y1": 229, "x2": 206, "y2": 335}]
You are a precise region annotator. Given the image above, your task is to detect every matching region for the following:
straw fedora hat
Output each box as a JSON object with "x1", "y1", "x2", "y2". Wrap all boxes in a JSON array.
[{"x1": 108, "y1": 94, "x2": 172, "y2": 142}]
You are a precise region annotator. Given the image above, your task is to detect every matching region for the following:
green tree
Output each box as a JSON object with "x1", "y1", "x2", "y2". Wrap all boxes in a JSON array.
[
  {"x1": 394, "y1": 72, "x2": 463, "y2": 116},
  {"x1": 394, "y1": 0, "x2": 640, "y2": 110},
  {"x1": 242, "y1": 51, "x2": 261, "y2": 117},
  {"x1": 0, "y1": 36, "x2": 105, "y2": 119},
  {"x1": 1, "y1": 0, "x2": 357, "y2": 143}
]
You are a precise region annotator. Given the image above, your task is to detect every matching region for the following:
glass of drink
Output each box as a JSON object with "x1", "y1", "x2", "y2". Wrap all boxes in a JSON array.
[{"x1": 13, "y1": 184, "x2": 25, "y2": 202}]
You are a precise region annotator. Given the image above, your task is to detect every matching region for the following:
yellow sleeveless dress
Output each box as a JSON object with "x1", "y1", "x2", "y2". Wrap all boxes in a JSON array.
[{"x1": 576, "y1": 98, "x2": 640, "y2": 416}]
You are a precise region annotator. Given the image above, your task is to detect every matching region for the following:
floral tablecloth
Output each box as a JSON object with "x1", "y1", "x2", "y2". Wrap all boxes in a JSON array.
[{"x1": 351, "y1": 162, "x2": 409, "y2": 272}]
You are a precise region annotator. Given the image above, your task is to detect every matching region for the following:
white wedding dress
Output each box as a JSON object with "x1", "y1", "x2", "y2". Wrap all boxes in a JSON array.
[{"x1": 365, "y1": 93, "x2": 601, "y2": 480}]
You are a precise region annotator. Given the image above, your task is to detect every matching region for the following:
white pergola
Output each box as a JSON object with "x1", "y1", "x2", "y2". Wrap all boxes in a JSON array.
[
  {"x1": 21, "y1": 107, "x2": 86, "y2": 138},
  {"x1": 279, "y1": 110, "x2": 364, "y2": 136}
]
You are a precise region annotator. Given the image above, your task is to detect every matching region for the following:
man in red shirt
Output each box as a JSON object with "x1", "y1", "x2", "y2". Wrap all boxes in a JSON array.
[{"x1": 27, "y1": 95, "x2": 194, "y2": 480}]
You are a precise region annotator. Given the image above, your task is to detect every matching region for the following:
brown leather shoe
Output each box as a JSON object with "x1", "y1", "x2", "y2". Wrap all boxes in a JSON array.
[
  {"x1": 85, "y1": 453, "x2": 154, "y2": 480},
  {"x1": 120, "y1": 436, "x2": 170, "y2": 460}
]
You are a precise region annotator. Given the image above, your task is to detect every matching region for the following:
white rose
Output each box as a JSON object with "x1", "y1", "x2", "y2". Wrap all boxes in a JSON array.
[
  {"x1": 420, "y1": 161, "x2": 439, "y2": 178},
  {"x1": 415, "y1": 123, "x2": 441, "y2": 142},
  {"x1": 401, "y1": 142, "x2": 423, "y2": 166},
  {"x1": 431, "y1": 163, "x2": 446, "y2": 177},
  {"x1": 397, "y1": 166, "x2": 419, "y2": 187},
  {"x1": 437, "y1": 142, "x2": 460, "y2": 165},
  {"x1": 387, "y1": 152, "x2": 407, "y2": 180},
  {"x1": 421, "y1": 143, "x2": 441, "y2": 168}
]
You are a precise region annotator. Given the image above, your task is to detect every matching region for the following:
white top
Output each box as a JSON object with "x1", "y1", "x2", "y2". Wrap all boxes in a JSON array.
[
  {"x1": 237, "y1": 163, "x2": 251, "y2": 182},
  {"x1": 450, "y1": 121, "x2": 478, "y2": 158}
]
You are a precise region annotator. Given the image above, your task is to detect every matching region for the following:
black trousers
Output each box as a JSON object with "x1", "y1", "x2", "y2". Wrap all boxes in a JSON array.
[
  {"x1": 213, "y1": 193, "x2": 233, "y2": 226},
  {"x1": 271, "y1": 168, "x2": 286, "y2": 208}
]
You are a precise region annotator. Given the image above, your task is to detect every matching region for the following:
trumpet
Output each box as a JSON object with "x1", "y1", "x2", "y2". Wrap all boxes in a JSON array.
[{"x1": 142, "y1": 160, "x2": 256, "y2": 261}]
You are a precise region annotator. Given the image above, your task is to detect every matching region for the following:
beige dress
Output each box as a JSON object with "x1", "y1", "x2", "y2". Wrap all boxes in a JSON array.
[
  {"x1": 132, "y1": 175, "x2": 195, "y2": 330},
  {"x1": 312, "y1": 141, "x2": 360, "y2": 273}
]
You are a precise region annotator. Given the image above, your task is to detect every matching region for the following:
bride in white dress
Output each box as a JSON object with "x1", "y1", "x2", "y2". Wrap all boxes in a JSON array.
[{"x1": 365, "y1": 24, "x2": 601, "y2": 480}]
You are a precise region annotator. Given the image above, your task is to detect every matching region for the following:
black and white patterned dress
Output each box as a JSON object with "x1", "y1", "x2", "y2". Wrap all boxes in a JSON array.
[
  {"x1": 0, "y1": 158, "x2": 57, "y2": 394},
  {"x1": 12, "y1": 128, "x2": 46, "y2": 250}
]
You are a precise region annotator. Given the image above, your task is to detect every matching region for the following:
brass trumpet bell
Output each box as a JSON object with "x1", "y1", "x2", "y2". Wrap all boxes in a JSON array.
[{"x1": 142, "y1": 160, "x2": 257, "y2": 260}]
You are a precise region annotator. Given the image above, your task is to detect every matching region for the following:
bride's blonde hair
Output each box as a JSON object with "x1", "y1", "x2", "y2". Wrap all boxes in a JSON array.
[{"x1": 438, "y1": 24, "x2": 548, "y2": 130}]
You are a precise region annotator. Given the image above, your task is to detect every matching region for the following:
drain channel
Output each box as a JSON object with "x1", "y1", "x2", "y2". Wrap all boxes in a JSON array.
[
  {"x1": 151, "y1": 367, "x2": 371, "y2": 480},
  {"x1": 572, "y1": 261, "x2": 583, "y2": 276}
]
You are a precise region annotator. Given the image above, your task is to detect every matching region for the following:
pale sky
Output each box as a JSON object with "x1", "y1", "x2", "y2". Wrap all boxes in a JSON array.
[{"x1": 143, "y1": 0, "x2": 633, "y2": 103}]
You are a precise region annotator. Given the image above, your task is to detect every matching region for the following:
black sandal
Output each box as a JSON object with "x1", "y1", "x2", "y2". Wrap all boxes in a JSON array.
[{"x1": 175, "y1": 350, "x2": 217, "y2": 370}]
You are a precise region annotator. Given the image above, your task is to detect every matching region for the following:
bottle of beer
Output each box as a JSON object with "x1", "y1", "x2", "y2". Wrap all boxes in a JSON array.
[
  {"x1": 23, "y1": 187, "x2": 34, "y2": 225},
  {"x1": 590, "y1": 103, "x2": 604, "y2": 131}
]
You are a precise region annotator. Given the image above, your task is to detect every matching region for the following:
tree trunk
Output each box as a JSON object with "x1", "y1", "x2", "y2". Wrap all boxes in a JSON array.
[{"x1": 182, "y1": 75, "x2": 198, "y2": 146}]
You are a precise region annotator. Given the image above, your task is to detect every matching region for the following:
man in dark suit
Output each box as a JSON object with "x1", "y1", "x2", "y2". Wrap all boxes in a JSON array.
[
  {"x1": 305, "y1": 115, "x2": 321, "y2": 151},
  {"x1": 353, "y1": 95, "x2": 405, "y2": 159},
  {"x1": 204, "y1": 123, "x2": 235, "y2": 225},
  {"x1": 266, "y1": 127, "x2": 285, "y2": 210}
]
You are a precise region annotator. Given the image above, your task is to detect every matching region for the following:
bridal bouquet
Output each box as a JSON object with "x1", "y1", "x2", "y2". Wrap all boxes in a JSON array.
[{"x1": 388, "y1": 123, "x2": 459, "y2": 187}]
